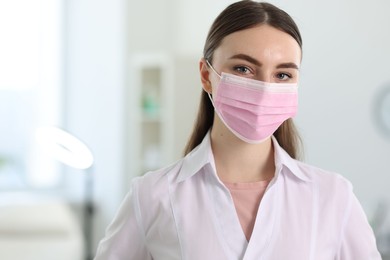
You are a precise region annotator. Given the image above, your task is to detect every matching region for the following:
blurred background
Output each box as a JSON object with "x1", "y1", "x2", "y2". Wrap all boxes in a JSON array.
[{"x1": 1, "y1": 0, "x2": 389, "y2": 259}]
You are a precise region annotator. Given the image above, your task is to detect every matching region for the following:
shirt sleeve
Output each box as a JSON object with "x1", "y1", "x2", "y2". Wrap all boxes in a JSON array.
[
  {"x1": 337, "y1": 191, "x2": 382, "y2": 260},
  {"x1": 94, "y1": 179, "x2": 152, "y2": 260}
]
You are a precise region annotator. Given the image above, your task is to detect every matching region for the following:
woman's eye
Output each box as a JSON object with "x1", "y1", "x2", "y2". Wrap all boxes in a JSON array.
[
  {"x1": 276, "y1": 73, "x2": 292, "y2": 81},
  {"x1": 233, "y1": 66, "x2": 252, "y2": 75}
]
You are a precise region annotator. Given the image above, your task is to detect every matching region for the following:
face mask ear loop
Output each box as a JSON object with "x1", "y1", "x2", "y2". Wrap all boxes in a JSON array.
[
  {"x1": 205, "y1": 59, "x2": 222, "y2": 78},
  {"x1": 205, "y1": 60, "x2": 217, "y2": 118},
  {"x1": 207, "y1": 92, "x2": 215, "y2": 106},
  {"x1": 205, "y1": 59, "x2": 221, "y2": 99}
]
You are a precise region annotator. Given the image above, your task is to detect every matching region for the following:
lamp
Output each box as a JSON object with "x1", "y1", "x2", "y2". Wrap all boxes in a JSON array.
[
  {"x1": 372, "y1": 84, "x2": 390, "y2": 258},
  {"x1": 35, "y1": 126, "x2": 95, "y2": 260},
  {"x1": 374, "y1": 84, "x2": 390, "y2": 138}
]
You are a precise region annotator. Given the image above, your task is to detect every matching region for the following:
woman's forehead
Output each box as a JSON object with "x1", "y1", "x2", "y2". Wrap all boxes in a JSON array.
[{"x1": 214, "y1": 25, "x2": 301, "y2": 64}]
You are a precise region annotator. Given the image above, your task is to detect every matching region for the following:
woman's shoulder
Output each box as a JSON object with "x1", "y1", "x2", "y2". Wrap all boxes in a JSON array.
[
  {"x1": 294, "y1": 160, "x2": 353, "y2": 195},
  {"x1": 130, "y1": 158, "x2": 184, "y2": 199},
  {"x1": 288, "y1": 160, "x2": 355, "y2": 222}
]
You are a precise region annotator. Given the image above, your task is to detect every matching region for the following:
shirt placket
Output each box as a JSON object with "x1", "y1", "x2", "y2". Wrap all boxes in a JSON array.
[
  {"x1": 205, "y1": 165, "x2": 249, "y2": 260},
  {"x1": 242, "y1": 166, "x2": 282, "y2": 260}
]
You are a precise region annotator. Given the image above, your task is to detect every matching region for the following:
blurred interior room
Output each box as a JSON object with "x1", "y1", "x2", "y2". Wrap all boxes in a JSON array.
[{"x1": 0, "y1": 0, "x2": 389, "y2": 259}]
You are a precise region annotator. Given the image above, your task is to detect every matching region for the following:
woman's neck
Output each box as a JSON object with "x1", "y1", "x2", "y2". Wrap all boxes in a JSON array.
[{"x1": 210, "y1": 122, "x2": 275, "y2": 183}]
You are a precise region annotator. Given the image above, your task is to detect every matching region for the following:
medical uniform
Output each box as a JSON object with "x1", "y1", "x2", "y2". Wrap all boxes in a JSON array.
[{"x1": 94, "y1": 132, "x2": 381, "y2": 260}]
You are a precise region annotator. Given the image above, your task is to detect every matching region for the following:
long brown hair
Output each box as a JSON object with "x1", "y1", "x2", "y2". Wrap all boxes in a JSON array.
[{"x1": 184, "y1": 0, "x2": 303, "y2": 159}]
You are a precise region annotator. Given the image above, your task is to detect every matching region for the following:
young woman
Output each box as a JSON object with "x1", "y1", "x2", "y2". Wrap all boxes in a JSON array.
[{"x1": 94, "y1": 1, "x2": 381, "y2": 259}]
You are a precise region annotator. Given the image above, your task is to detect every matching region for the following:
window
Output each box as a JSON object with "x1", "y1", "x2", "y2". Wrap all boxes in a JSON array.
[{"x1": 0, "y1": 0, "x2": 63, "y2": 188}]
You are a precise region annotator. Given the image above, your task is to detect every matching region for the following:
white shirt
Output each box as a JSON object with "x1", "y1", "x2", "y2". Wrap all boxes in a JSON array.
[{"x1": 95, "y1": 133, "x2": 381, "y2": 260}]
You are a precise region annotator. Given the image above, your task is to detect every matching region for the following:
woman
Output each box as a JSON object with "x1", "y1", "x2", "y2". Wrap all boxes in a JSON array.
[{"x1": 95, "y1": 1, "x2": 381, "y2": 259}]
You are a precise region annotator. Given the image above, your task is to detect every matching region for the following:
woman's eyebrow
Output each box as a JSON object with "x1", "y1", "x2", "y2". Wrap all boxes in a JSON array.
[
  {"x1": 229, "y1": 54, "x2": 262, "y2": 66},
  {"x1": 276, "y1": 62, "x2": 300, "y2": 70},
  {"x1": 229, "y1": 54, "x2": 299, "y2": 70}
]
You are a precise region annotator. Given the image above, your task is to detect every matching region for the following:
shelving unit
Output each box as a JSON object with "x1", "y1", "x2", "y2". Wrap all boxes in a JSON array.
[{"x1": 126, "y1": 53, "x2": 174, "y2": 181}]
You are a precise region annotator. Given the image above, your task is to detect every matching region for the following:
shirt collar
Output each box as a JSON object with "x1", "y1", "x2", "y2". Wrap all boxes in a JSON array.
[
  {"x1": 176, "y1": 131, "x2": 214, "y2": 183},
  {"x1": 176, "y1": 132, "x2": 311, "y2": 183},
  {"x1": 271, "y1": 136, "x2": 311, "y2": 182}
]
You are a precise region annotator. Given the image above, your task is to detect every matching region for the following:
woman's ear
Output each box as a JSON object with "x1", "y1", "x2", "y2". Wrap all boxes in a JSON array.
[{"x1": 199, "y1": 58, "x2": 212, "y2": 93}]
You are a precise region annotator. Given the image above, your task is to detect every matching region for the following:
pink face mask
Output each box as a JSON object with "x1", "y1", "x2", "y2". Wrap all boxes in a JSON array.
[{"x1": 207, "y1": 61, "x2": 298, "y2": 144}]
